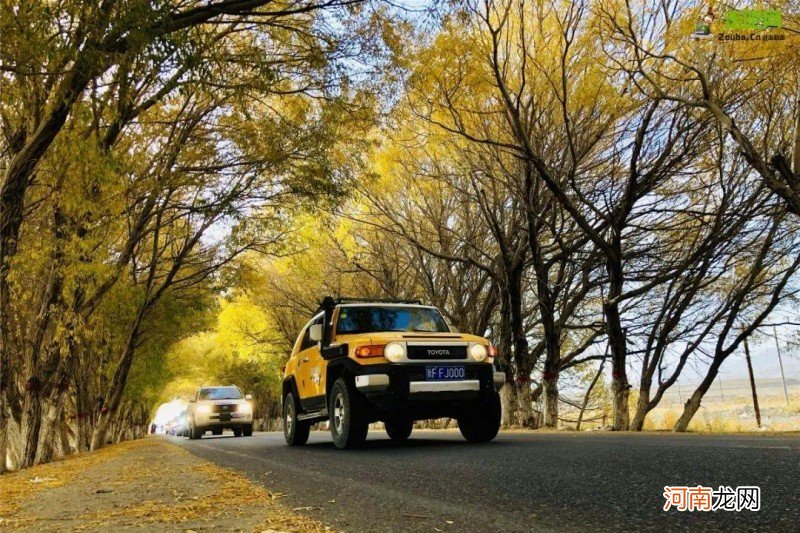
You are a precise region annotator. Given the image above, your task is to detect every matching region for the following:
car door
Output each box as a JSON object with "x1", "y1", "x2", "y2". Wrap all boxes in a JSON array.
[{"x1": 295, "y1": 315, "x2": 325, "y2": 410}]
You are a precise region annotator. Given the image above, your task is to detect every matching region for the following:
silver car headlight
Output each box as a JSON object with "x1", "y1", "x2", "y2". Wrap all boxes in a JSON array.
[
  {"x1": 469, "y1": 343, "x2": 488, "y2": 362},
  {"x1": 384, "y1": 342, "x2": 405, "y2": 362}
]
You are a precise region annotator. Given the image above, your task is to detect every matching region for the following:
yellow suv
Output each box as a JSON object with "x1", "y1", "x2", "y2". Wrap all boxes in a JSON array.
[{"x1": 282, "y1": 297, "x2": 505, "y2": 449}]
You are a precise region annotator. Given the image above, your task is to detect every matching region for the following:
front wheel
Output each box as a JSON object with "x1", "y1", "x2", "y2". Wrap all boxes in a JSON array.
[
  {"x1": 188, "y1": 423, "x2": 203, "y2": 440},
  {"x1": 385, "y1": 415, "x2": 413, "y2": 441},
  {"x1": 242, "y1": 424, "x2": 253, "y2": 437},
  {"x1": 457, "y1": 392, "x2": 501, "y2": 443},
  {"x1": 283, "y1": 392, "x2": 310, "y2": 446},
  {"x1": 330, "y1": 378, "x2": 368, "y2": 449}
]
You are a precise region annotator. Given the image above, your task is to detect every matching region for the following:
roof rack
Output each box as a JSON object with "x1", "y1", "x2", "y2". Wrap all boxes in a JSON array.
[
  {"x1": 315, "y1": 296, "x2": 422, "y2": 315},
  {"x1": 335, "y1": 296, "x2": 422, "y2": 305}
]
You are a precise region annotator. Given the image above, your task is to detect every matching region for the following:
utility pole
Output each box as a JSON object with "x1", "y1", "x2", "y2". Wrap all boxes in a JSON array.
[
  {"x1": 743, "y1": 337, "x2": 761, "y2": 428},
  {"x1": 773, "y1": 326, "x2": 790, "y2": 406}
]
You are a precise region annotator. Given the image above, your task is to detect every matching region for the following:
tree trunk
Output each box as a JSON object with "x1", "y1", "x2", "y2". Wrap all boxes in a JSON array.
[
  {"x1": 0, "y1": 393, "x2": 8, "y2": 473},
  {"x1": 605, "y1": 249, "x2": 630, "y2": 431},
  {"x1": 22, "y1": 393, "x2": 43, "y2": 467},
  {"x1": 504, "y1": 381, "x2": 526, "y2": 426},
  {"x1": 500, "y1": 381, "x2": 514, "y2": 426},
  {"x1": 576, "y1": 357, "x2": 606, "y2": 431},
  {"x1": 674, "y1": 359, "x2": 723, "y2": 431},
  {"x1": 525, "y1": 160, "x2": 561, "y2": 428},
  {"x1": 630, "y1": 384, "x2": 650, "y2": 431},
  {"x1": 34, "y1": 400, "x2": 61, "y2": 465},
  {"x1": 793, "y1": 97, "x2": 800, "y2": 175},
  {"x1": 743, "y1": 338, "x2": 761, "y2": 428},
  {"x1": 610, "y1": 376, "x2": 630, "y2": 431},
  {"x1": 507, "y1": 265, "x2": 536, "y2": 427},
  {"x1": 91, "y1": 313, "x2": 143, "y2": 450},
  {"x1": 542, "y1": 370, "x2": 558, "y2": 428}
]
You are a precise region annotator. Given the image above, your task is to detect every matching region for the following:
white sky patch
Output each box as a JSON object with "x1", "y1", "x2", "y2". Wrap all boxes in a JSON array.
[{"x1": 152, "y1": 398, "x2": 187, "y2": 426}]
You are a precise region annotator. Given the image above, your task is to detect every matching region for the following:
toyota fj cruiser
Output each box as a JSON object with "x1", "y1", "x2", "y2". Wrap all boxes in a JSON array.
[{"x1": 282, "y1": 297, "x2": 505, "y2": 449}]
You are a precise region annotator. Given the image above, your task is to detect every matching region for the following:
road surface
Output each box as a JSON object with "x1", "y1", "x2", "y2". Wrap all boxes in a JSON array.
[{"x1": 172, "y1": 430, "x2": 799, "y2": 532}]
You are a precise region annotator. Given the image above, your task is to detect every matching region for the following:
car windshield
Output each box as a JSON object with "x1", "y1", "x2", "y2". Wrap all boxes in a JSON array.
[
  {"x1": 336, "y1": 306, "x2": 450, "y2": 334},
  {"x1": 199, "y1": 387, "x2": 242, "y2": 400}
]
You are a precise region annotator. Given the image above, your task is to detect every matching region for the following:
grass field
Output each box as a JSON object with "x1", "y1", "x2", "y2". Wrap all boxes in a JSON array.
[{"x1": 642, "y1": 378, "x2": 800, "y2": 432}]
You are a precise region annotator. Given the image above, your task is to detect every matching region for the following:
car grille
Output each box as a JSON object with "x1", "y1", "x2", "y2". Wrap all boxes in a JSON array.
[
  {"x1": 406, "y1": 345, "x2": 467, "y2": 360},
  {"x1": 212, "y1": 403, "x2": 238, "y2": 413}
]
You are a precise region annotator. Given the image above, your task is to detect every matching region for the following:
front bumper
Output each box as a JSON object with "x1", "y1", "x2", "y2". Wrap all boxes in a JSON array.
[
  {"x1": 193, "y1": 412, "x2": 252, "y2": 428},
  {"x1": 351, "y1": 362, "x2": 504, "y2": 413},
  {"x1": 355, "y1": 369, "x2": 505, "y2": 394}
]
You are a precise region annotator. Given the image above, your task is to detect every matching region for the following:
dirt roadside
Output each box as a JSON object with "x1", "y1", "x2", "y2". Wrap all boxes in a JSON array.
[{"x1": 0, "y1": 437, "x2": 330, "y2": 532}]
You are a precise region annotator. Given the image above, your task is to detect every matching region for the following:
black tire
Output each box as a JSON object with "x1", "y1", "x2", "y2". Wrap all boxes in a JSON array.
[
  {"x1": 283, "y1": 392, "x2": 310, "y2": 446},
  {"x1": 329, "y1": 378, "x2": 368, "y2": 449},
  {"x1": 457, "y1": 391, "x2": 502, "y2": 443},
  {"x1": 233, "y1": 427, "x2": 243, "y2": 437},
  {"x1": 242, "y1": 424, "x2": 253, "y2": 437},
  {"x1": 385, "y1": 415, "x2": 413, "y2": 441},
  {"x1": 189, "y1": 423, "x2": 203, "y2": 440},
  {"x1": 212, "y1": 428, "x2": 223, "y2": 436}
]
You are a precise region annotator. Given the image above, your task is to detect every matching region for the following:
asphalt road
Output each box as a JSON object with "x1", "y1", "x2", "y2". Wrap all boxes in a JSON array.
[{"x1": 171, "y1": 430, "x2": 800, "y2": 532}]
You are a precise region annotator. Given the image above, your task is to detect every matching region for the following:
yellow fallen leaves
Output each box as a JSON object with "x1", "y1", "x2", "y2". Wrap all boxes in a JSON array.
[
  {"x1": 1, "y1": 438, "x2": 331, "y2": 532},
  {"x1": 78, "y1": 440, "x2": 329, "y2": 532},
  {"x1": 0, "y1": 439, "x2": 135, "y2": 516}
]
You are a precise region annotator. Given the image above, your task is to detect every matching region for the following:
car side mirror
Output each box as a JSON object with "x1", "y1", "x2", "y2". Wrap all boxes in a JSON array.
[
  {"x1": 245, "y1": 394, "x2": 253, "y2": 401},
  {"x1": 309, "y1": 324, "x2": 323, "y2": 342}
]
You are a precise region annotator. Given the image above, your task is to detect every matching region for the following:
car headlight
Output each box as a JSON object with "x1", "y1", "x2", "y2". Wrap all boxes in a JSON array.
[
  {"x1": 240, "y1": 402, "x2": 252, "y2": 414},
  {"x1": 197, "y1": 404, "x2": 211, "y2": 414},
  {"x1": 469, "y1": 343, "x2": 488, "y2": 362},
  {"x1": 384, "y1": 342, "x2": 405, "y2": 362}
]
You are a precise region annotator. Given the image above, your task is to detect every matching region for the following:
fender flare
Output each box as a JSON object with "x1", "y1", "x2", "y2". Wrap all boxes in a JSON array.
[
  {"x1": 282, "y1": 376, "x2": 301, "y2": 405},
  {"x1": 325, "y1": 357, "x2": 363, "y2": 399}
]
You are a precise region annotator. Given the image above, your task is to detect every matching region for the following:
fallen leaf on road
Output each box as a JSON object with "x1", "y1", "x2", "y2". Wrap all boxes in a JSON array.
[
  {"x1": 29, "y1": 477, "x2": 56, "y2": 484},
  {"x1": 404, "y1": 513, "x2": 430, "y2": 519},
  {"x1": 293, "y1": 506, "x2": 321, "y2": 511},
  {"x1": 445, "y1": 520, "x2": 453, "y2": 524},
  {"x1": 95, "y1": 489, "x2": 113, "y2": 494}
]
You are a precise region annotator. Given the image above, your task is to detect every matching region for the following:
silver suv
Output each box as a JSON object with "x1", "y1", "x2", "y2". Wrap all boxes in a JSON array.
[{"x1": 187, "y1": 385, "x2": 254, "y2": 439}]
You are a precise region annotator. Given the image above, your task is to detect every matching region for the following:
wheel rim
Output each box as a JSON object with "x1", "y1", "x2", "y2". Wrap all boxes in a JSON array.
[
  {"x1": 285, "y1": 402, "x2": 294, "y2": 435},
  {"x1": 333, "y1": 392, "x2": 345, "y2": 434}
]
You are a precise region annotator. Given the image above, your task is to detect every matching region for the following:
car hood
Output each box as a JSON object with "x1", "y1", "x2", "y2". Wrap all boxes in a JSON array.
[{"x1": 335, "y1": 331, "x2": 488, "y2": 344}]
